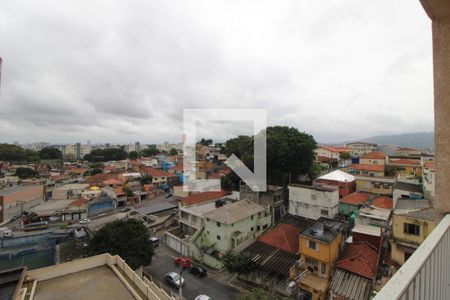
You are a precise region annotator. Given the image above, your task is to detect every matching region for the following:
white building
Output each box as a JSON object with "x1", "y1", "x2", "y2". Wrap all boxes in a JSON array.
[
  {"x1": 288, "y1": 184, "x2": 339, "y2": 220},
  {"x1": 346, "y1": 142, "x2": 378, "y2": 157}
]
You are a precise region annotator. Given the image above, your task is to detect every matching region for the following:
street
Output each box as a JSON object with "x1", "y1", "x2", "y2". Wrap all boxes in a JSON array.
[{"x1": 144, "y1": 247, "x2": 238, "y2": 300}]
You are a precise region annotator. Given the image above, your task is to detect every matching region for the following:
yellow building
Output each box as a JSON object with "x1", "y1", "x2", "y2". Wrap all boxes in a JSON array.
[
  {"x1": 355, "y1": 176, "x2": 395, "y2": 196},
  {"x1": 290, "y1": 218, "x2": 344, "y2": 300},
  {"x1": 387, "y1": 159, "x2": 423, "y2": 177},
  {"x1": 391, "y1": 199, "x2": 436, "y2": 265}
]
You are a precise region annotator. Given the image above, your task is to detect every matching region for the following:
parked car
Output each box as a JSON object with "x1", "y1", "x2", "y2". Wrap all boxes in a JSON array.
[
  {"x1": 195, "y1": 295, "x2": 211, "y2": 300},
  {"x1": 164, "y1": 272, "x2": 185, "y2": 288},
  {"x1": 189, "y1": 265, "x2": 207, "y2": 278},
  {"x1": 175, "y1": 257, "x2": 192, "y2": 269},
  {"x1": 79, "y1": 218, "x2": 91, "y2": 225},
  {"x1": 149, "y1": 236, "x2": 159, "y2": 247}
]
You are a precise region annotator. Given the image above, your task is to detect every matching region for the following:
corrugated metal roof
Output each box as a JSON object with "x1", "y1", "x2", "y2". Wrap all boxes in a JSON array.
[
  {"x1": 402, "y1": 207, "x2": 436, "y2": 221},
  {"x1": 329, "y1": 268, "x2": 372, "y2": 300}
]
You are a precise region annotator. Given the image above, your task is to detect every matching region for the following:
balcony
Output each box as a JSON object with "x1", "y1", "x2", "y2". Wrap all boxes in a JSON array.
[{"x1": 374, "y1": 214, "x2": 450, "y2": 300}]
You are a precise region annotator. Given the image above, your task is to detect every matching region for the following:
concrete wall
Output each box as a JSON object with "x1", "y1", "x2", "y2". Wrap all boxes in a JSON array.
[
  {"x1": 288, "y1": 185, "x2": 339, "y2": 220},
  {"x1": 1, "y1": 185, "x2": 44, "y2": 207},
  {"x1": 420, "y1": 0, "x2": 450, "y2": 217}
]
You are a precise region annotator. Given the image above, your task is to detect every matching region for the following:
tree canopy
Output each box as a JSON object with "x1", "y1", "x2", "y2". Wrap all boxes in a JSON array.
[
  {"x1": 169, "y1": 148, "x2": 178, "y2": 156},
  {"x1": 88, "y1": 219, "x2": 154, "y2": 269},
  {"x1": 141, "y1": 145, "x2": 159, "y2": 157},
  {"x1": 0, "y1": 144, "x2": 40, "y2": 162},
  {"x1": 128, "y1": 151, "x2": 139, "y2": 160},
  {"x1": 84, "y1": 148, "x2": 128, "y2": 162},
  {"x1": 200, "y1": 138, "x2": 213, "y2": 146},
  {"x1": 39, "y1": 147, "x2": 63, "y2": 159},
  {"x1": 15, "y1": 167, "x2": 39, "y2": 179},
  {"x1": 223, "y1": 251, "x2": 254, "y2": 274},
  {"x1": 223, "y1": 126, "x2": 317, "y2": 185}
]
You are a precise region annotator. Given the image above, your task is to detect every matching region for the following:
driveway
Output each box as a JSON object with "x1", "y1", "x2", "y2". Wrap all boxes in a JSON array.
[{"x1": 144, "y1": 248, "x2": 237, "y2": 300}]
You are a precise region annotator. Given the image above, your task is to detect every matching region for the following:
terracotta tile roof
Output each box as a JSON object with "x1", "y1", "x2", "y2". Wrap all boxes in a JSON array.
[
  {"x1": 128, "y1": 160, "x2": 143, "y2": 166},
  {"x1": 348, "y1": 164, "x2": 385, "y2": 172},
  {"x1": 68, "y1": 198, "x2": 88, "y2": 208},
  {"x1": 335, "y1": 241, "x2": 379, "y2": 279},
  {"x1": 86, "y1": 173, "x2": 119, "y2": 182},
  {"x1": 143, "y1": 167, "x2": 170, "y2": 177},
  {"x1": 114, "y1": 187, "x2": 126, "y2": 197},
  {"x1": 361, "y1": 151, "x2": 385, "y2": 160},
  {"x1": 172, "y1": 163, "x2": 184, "y2": 172},
  {"x1": 143, "y1": 184, "x2": 155, "y2": 192},
  {"x1": 371, "y1": 196, "x2": 393, "y2": 209},
  {"x1": 102, "y1": 178, "x2": 123, "y2": 186},
  {"x1": 424, "y1": 161, "x2": 435, "y2": 170},
  {"x1": 317, "y1": 156, "x2": 332, "y2": 163},
  {"x1": 181, "y1": 191, "x2": 227, "y2": 206},
  {"x1": 258, "y1": 224, "x2": 300, "y2": 254},
  {"x1": 67, "y1": 168, "x2": 88, "y2": 175},
  {"x1": 321, "y1": 146, "x2": 351, "y2": 153},
  {"x1": 340, "y1": 192, "x2": 370, "y2": 206},
  {"x1": 389, "y1": 159, "x2": 421, "y2": 166}
]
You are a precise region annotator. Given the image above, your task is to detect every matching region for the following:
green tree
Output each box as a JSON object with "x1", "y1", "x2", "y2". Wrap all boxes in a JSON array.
[
  {"x1": 89, "y1": 162, "x2": 105, "y2": 169},
  {"x1": 88, "y1": 219, "x2": 154, "y2": 269},
  {"x1": 200, "y1": 138, "x2": 213, "y2": 146},
  {"x1": 15, "y1": 167, "x2": 39, "y2": 179},
  {"x1": 141, "y1": 145, "x2": 159, "y2": 157},
  {"x1": 223, "y1": 126, "x2": 317, "y2": 185},
  {"x1": 140, "y1": 175, "x2": 153, "y2": 184},
  {"x1": 339, "y1": 152, "x2": 351, "y2": 160},
  {"x1": 122, "y1": 186, "x2": 134, "y2": 197},
  {"x1": 169, "y1": 148, "x2": 178, "y2": 156},
  {"x1": 39, "y1": 147, "x2": 63, "y2": 159},
  {"x1": 84, "y1": 148, "x2": 128, "y2": 162},
  {"x1": 222, "y1": 251, "x2": 254, "y2": 274},
  {"x1": 129, "y1": 151, "x2": 139, "y2": 160},
  {"x1": 90, "y1": 168, "x2": 103, "y2": 176}
]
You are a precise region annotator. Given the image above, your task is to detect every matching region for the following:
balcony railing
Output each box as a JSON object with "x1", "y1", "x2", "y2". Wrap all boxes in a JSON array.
[{"x1": 374, "y1": 214, "x2": 450, "y2": 300}]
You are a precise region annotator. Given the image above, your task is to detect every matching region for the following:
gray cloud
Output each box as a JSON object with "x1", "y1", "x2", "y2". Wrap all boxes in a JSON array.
[{"x1": 0, "y1": 0, "x2": 433, "y2": 144}]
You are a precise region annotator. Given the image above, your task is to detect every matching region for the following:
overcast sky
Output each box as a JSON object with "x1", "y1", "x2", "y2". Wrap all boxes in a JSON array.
[{"x1": 0, "y1": 0, "x2": 433, "y2": 145}]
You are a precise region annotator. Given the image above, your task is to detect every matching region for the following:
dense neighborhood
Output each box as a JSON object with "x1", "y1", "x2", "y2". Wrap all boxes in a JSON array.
[{"x1": 0, "y1": 136, "x2": 437, "y2": 299}]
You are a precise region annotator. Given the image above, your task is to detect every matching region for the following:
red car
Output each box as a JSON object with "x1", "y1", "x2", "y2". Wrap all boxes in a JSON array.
[{"x1": 175, "y1": 257, "x2": 192, "y2": 269}]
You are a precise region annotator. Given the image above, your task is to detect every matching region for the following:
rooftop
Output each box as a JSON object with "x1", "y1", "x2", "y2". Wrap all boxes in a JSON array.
[
  {"x1": 317, "y1": 170, "x2": 355, "y2": 183},
  {"x1": 329, "y1": 268, "x2": 372, "y2": 300},
  {"x1": 352, "y1": 224, "x2": 382, "y2": 237},
  {"x1": 335, "y1": 241, "x2": 379, "y2": 279},
  {"x1": 288, "y1": 183, "x2": 338, "y2": 192},
  {"x1": 0, "y1": 184, "x2": 42, "y2": 196},
  {"x1": 360, "y1": 151, "x2": 386, "y2": 160},
  {"x1": 320, "y1": 146, "x2": 350, "y2": 153},
  {"x1": 371, "y1": 196, "x2": 393, "y2": 209},
  {"x1": 394, "y1": 181, "x2": 423, "y2": 194},
  {"x1": 257, "y1": 223, "x2": 300, "y2": 254},
  {"x1": 181, "y1": 191, "x2": 227, "y2": 206},
  {"x1": 354, "y1": 176, "x2": 396, "y2": 183},
  {"x1": 348, "y1": 164, "x2": 385, "y2": 172},
  {"x1": 388, "y1": 159, "x2": 421, "y2": 166},
  {"x1": 203, "y1": 199, "x2": 266, "y2": 224},
  {"x1": 300, "y1": 217, "x2": 343, "y2": 244},
  {"x1": 33, "y1": 266, "x2": 135, "y2": 300},
  {"x1": 340, "y1": 192, "x2": 370, "y2": 206},
  {"x1": 358, "y1": 206, "x2": 391, "y2": 221},
  {"x1": 54, "y1": 183, "x2": 89, "y2": 191}
]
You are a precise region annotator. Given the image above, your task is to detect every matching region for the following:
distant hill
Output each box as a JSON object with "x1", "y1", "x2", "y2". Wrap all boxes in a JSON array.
[{"x1": 337, "y1": 132, "x2": 434, "y2": 150}]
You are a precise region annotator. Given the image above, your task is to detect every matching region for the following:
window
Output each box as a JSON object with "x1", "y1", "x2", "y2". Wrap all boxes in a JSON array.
[
  {"x1": 320, "y1": 263, "x2": 326, "y2": 276},
  {"x1": 263, "y1": 224, "x2": 268, "y2": 230},
  {"x1": 206, "y1": 230, "x2": 210, "y2": 234},
  {"x1": 308, "y1": 240, "x2": 318, "y2": 250},
  {"x1": 251, "y1": 227, "x2": 254, "y2": 232},
  {"x1": 320, "y1": 209, "x2": 328, "y2": 216},
  {"x1": 251, "y1": 215, "x2": 254, "y2": 220},
  {"x1": 404, "y1": 223, "x2": 420, "y2": 236},
  {"x1": 305, "y1": 257, "x2": 319, "y2": 272},
  {"x1": 258, "y1": 212, "x2": 261, "y2": 217},
  {"x1": 257, "y1": 225, "x2": 261, "y2": 231},
  {"x1": 217, "y1": 222, "x2": 221, "y2": 227},
  {"x1": 217, "y1": 235, "x2": 221, "y2": 240}
]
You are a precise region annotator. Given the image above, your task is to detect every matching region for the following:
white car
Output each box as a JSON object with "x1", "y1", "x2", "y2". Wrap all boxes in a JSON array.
[
  {"x1": 164, "y1": 272, "x2": 185, "y2": 288},
  {"x1": 79, "y1": 218, "x2": 91, "y2": 225},
  {"x1": 195, "y1": 295, "x2": 211, "y2": 300}
]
